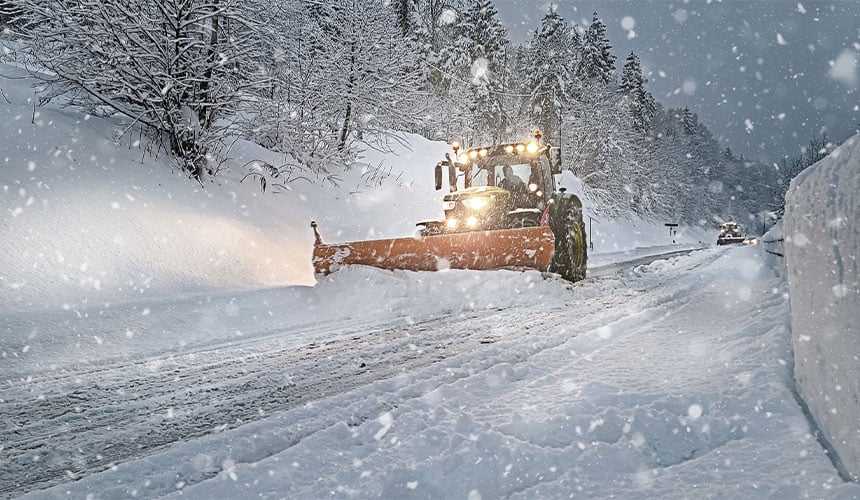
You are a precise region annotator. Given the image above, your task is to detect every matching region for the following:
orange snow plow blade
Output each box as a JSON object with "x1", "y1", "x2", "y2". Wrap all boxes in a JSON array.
[{"x1": 312, "y1": 225, "x2": 555, "y2": 276}]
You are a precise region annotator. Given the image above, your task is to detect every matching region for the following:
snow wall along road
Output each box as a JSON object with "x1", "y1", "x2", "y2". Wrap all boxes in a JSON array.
[{"x1": 784, "y1": 132, "x2": 860, "y2": 482}]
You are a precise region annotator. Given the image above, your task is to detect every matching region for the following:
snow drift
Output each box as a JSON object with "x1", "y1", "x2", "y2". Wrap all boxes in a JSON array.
[{"x1": 784, "y1": 132, "x2": 860, "y2": 481}]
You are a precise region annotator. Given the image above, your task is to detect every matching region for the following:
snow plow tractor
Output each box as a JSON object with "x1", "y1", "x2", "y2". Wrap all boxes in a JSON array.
[
  {"x1": 312, "y1": 131, "x2": 587, "y2": 282},
  {"x1": 716, "y1": 222, "x2": 745, "y2": 245}
]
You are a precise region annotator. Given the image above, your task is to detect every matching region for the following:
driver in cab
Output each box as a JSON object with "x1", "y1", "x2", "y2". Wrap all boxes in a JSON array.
[
  {"x1": 499, "y1": 165, "x2": 525, "y2": 193},
  {"x1": 499, "y1": 165, "x2": 530, "y2": 207}
]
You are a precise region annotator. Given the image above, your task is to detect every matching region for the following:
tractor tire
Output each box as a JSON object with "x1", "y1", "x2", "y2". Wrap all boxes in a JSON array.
[{"x1": 547, "y1": 193, "x2": 587, "y2": 282}]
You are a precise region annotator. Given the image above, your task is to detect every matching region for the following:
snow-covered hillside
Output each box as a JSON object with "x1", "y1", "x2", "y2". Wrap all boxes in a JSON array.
[
  {"x1": 784, "y1": 132, "x2": 860, "y2": 481},
  {"x1": 0, "y1": 63, "x2": 707, "y2": 313}
]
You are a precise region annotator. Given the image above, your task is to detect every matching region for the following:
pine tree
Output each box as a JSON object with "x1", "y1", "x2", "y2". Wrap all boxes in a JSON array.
[
  {"x1": 523, "y1": 7, "x2": 579, "y2": 142},
  {"x1": 393, "y1": 0, "x2": 419, "y2": 36},
  {"x1": 619, "y1": 51, "x2": 656, "y2": 133},
  {"x1": 578, "y1": 12, "x2": 616, "y2": 84},
  {"x1": 678, "y1": 107, "x2": 698, "y2": 135},
  {"x1": 438, "y1": 0, "x2": 511, "y2": 143}
]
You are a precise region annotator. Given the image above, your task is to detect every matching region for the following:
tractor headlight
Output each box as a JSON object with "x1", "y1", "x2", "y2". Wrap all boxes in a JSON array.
[
  {"x1": 466, "y1": 216, "x2": 478, "y2": 228},
  {"x1": 526, "y1": 142, "x2": 539, "y2": 154},
  {"x1": 446, "y1": 218, "x2": 458, "y2": 229},
  {"x1": 464, "y1": 197, "x2": 489, "y2": 210},
  {"x1": 528, "y1": 183, "x2": 538, "y2": 192}
]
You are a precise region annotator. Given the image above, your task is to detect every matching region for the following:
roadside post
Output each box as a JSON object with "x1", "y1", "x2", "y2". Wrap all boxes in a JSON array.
[
  {"x1": 587, "y1": 215, "x2": 596, "y2": 251},
  {"x1": 665, "y1": 223, "x2": 679, "y2": 244}
]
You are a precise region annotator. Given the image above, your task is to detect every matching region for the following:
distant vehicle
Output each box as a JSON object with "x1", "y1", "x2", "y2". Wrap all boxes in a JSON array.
[{"x1": 717, "y1": 222, "x2": 746, "y2": 245}]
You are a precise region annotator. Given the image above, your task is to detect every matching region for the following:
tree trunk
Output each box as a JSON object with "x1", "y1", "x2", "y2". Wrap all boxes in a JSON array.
[
  {"x1": 199, "y1": 1, "x2": 220, "y2": 127},
  {"x1": 338, "y1": 41, "x2": 357, "y2": 152}
]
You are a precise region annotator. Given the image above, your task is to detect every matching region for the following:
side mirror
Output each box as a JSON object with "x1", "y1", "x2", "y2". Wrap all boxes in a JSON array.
[
  {"x1": 434, "y1": 163, "x2": 443, "y2": 190},
  {"x1": 549, "y1": 147, "x2": 562, "y2": 174}
]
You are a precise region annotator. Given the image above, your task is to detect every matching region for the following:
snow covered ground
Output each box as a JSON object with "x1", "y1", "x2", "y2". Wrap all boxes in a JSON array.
[{"x1": 2, "y1": 62, "x2": 859, "y2": 498}]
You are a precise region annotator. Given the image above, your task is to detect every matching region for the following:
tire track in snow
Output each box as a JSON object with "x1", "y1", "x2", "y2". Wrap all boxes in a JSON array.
[{"x1": 0, "y1": 248, "x2": 713, "y2": 498}]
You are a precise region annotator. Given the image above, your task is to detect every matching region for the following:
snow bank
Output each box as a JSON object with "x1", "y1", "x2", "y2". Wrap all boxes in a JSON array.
[
  {"x1": 1, "y1": 267, "x2": 573, "y2": 375},
  {"x1": 783, "y1": 132, "x2": 860, "y2": 481},
  {"x1": 0, "y1": 64, "x2": 446, "y2": 310}
]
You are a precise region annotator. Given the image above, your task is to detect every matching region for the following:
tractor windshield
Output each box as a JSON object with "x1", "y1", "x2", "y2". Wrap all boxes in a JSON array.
[{"x1": 469, "y1": 163, "x2": 532, "y2": 189}]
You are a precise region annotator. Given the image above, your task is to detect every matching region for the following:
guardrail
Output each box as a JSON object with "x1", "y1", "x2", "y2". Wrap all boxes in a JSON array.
[{"x1": 762, "y1": 238, "x2": 785, "y2": 258}]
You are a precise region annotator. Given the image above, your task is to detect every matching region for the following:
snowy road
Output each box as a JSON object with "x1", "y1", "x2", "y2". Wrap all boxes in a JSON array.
[
  {"x1": 2, "y1": 248, "x2": 698, "y2": 498},
  {"x1": 4, "y1": 245, "x2": 858, "y2": 499}
]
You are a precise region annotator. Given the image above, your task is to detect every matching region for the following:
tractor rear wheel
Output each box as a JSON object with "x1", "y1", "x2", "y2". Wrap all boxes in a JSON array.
[{"x1": 547, "y1": 193, "x2": 587, "y2": 282}]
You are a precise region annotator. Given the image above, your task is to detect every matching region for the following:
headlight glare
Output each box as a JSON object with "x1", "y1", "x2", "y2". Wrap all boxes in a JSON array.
[{"x1": 464, "y1": 197, "x2": 489, "y2": 210}]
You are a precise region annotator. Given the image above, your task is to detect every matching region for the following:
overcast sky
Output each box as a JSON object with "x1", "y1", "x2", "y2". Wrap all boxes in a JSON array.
[{"x1": 495, "y1": 0, "x2": 859, "y2": 164}]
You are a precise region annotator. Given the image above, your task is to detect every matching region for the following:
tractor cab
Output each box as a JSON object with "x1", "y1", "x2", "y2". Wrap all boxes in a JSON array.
[{"x1": 423, "y1": 132, "x2": 562, "y2": 235}]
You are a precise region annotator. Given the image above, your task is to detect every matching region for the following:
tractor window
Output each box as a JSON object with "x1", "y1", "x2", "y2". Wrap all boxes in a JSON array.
[
  {"x1": 469, "y1": 161, "x2": 536, "y2": 191},
  {"x1": 505, "y1": 164, "x2": 532, "y2": 187},
  {"x1": 470, "y1": 167, "x2": 490, "y2": 187}
]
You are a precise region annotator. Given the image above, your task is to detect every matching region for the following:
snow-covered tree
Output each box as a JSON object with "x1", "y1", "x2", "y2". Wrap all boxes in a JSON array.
[
  {"x1": 437, "y1": 0, "x2": 510, "y2": 143},
  {"x1": 394, "y1": 0, "x2": 420, "y2": 36},
  {"x1": 7, "y1": 0, "x2": 271, "y2": 180},
  {"x1": 0, "y1": 0, "x2": 20, "y2": 28},
  {"x1": 578, "y1": 12, "x2": 616, "y2": 85},
  {"x1": 243, "y1": 0, "x2": 429, "y2": 190},
  {"x1": 564, "y1": 86, "x2": 643, "y2": 217},
  {"x1": 309, "y1": 0, "x2": 428, "y2": 151},
  {"x1": 522, "y1": 7, "x2": 579, "y2": 143},
  {"x1": 619, "y1": 52, "x2": 656, "y2": 133}
]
